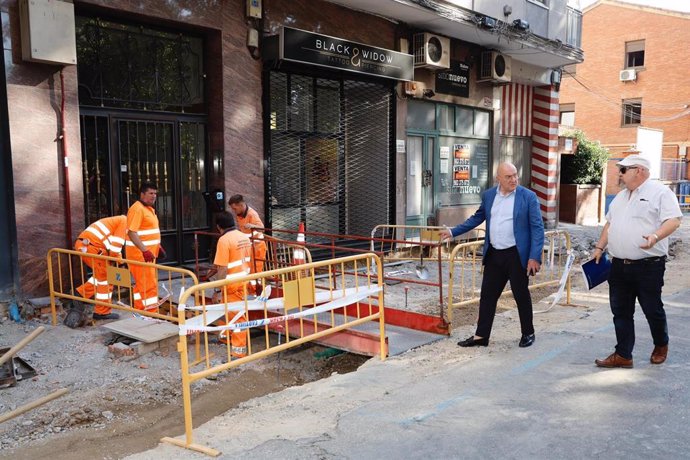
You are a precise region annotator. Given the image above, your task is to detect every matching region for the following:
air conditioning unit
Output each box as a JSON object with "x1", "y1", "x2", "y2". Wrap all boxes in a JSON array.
[
  {"x1": 619, "y1": 69, "x2": 637, "y2": 82},
  {"x1": 478, "y1": 51, "x2": 511, "y2": 83},
  {"x1": 413, "y1": 33, "x2": 450, "y2": 70}
]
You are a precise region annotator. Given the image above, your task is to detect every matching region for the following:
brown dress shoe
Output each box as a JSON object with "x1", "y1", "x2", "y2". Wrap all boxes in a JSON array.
[
  {"x1": 595, "y1": 352, "x2": 633, "y2": 368},
  {"x1": 650, "y1": 345, "x2": 668, "y2": 364}
]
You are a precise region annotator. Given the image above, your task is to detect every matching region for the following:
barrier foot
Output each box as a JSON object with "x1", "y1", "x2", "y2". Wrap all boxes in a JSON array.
[{"x1": 161, "y1": 436, "x2": 221, "y2": 457}]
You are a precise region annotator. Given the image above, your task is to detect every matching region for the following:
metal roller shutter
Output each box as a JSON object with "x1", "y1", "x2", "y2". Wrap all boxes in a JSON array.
[{"x1": 267, "y1": 71, "x2": 393, "y2": 241}]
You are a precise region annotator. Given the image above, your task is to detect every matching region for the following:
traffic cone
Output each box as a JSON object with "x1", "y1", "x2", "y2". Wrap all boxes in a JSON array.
[{"x1": 293, "y1": 222, "x2": 306, "y2": 276}]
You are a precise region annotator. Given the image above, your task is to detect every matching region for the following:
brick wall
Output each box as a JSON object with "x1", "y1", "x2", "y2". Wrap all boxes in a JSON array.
[
  {"x1": 559, "y1": 3, "x2": 690, "y2": 160},
  {"x1": 2, "y1": 0, "x2": 396, "y2": 296}
]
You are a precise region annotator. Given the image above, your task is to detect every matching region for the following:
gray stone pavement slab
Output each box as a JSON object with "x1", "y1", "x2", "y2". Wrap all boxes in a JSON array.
[{"x1": 130, "y1": 289, "x2": 690, "y2": 460}]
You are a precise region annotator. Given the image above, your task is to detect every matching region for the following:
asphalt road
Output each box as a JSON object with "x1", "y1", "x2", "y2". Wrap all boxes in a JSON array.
[{"x1": 130, "y1": 288, "x2": 690, "y2": 460}]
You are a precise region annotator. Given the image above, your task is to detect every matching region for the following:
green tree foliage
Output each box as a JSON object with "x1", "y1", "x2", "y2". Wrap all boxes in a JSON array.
[{"x1": 560, "y1": 130, "x2": 609, "y2": 185}]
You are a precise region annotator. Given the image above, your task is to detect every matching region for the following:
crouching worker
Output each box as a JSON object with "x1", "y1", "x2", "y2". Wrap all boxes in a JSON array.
[
  {"x1": 74, "y1": 215, "x2": 127, "y2": 321},
  {"x1": 212, "y1": 211, "x2": 252, "y2": 358}
]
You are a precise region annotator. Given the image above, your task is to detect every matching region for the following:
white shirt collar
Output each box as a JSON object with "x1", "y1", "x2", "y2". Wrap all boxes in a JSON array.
[{"x1": 497, "y1": 186, "x2": 516, "y2": 197}]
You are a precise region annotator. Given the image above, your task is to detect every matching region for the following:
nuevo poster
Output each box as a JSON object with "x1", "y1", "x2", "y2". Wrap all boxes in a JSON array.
[{"x1": 452, "y1": 144, "x2": 478, "y2": 193}]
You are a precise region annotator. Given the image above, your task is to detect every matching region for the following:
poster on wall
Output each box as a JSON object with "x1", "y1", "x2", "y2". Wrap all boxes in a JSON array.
[
  {"x1": 438, "y1": 138, "x2": 489, "y2": 207},
  {"x1": 452, "y1": 144, "x2": 480, "y2": 194}
]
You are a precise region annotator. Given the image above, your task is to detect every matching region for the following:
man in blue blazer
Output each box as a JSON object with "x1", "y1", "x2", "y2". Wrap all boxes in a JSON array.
[{"x1": 441, "y1": 162, "x2": 545, "y2": 348}]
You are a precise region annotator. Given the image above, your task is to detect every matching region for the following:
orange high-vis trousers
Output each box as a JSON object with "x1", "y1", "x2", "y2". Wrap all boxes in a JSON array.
[
  {"x1": 128, "y1": 262, "x2": 159, "y2": 311},
  {"x1": 75, "y1": 240, "x2": 113, "y2": 315},
  {"x1": 217, "y1": 287, "x2": 248, "y2": 358}
]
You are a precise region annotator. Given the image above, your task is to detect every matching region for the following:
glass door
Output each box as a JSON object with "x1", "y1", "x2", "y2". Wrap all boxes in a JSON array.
[{"x1": 406, "y1": 135, "x2": 435, "y2": 227}]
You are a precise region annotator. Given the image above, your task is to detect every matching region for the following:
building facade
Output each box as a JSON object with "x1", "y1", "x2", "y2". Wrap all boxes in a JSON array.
[
  {"x1": 1, "y1": 0, "x2": 582, "y2": 298},
  {"x1": 559, "y1": 0, "x2": 690, "y2": 192}
]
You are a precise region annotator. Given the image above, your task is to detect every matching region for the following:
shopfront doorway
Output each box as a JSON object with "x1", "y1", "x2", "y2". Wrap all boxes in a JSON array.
[
  {"x1": 0, "y1": 50, "x2": 17, "y2": 296},
  {"x1": 406, "y1": 135, "x2": 435, "y2": 227},
  {"x1": 76, "y1": 15, "x2": 208, "y2": 264},
  {"x1": 266, "y1": 71, "x2": 394, "y2": 239},
  {"x1": 406, "y1": 101, "x2": 493, "y2": 228},
  {"x1": 80, "y1": 113, "x2": 208, "y2": 264}
]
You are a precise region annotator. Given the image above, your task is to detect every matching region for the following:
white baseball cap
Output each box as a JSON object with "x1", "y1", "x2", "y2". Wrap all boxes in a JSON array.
[{"x1": 617, "y1": 154, "x2": 651, "y2": 170}]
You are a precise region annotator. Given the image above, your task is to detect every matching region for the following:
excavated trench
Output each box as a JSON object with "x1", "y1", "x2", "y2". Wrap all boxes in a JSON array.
[{"x1": 2, "y1": 339, "x2": 369, "y2": 460}]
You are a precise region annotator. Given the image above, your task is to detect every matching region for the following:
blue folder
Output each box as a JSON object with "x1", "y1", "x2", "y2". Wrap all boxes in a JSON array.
[{"x1": 581, "y1": 252, "x2": 612, "y2": 290}]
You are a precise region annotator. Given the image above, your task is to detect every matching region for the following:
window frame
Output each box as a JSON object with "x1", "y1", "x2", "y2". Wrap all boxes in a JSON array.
[
  {"x1": 559, "y1": 103, "x2": 575, "y2": 127},
  {"x1": 622, "y1": 98, "x2": 642, "y2": 127},
  {"x1": 625, "y1": 40, "x2": 645, "y2": 69},
  {"x1": 527, "y1": 0, "x2": 549, "y2": 9}
]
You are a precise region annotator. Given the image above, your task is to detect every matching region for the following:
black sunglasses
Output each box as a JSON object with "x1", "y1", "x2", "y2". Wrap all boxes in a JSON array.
[{"x1": 619, "y1": 166, "x2": 638, "y2": 174}]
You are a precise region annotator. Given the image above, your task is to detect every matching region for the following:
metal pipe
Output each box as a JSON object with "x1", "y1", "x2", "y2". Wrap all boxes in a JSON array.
[{"x1": 59, "y1": 70, "x2": 73, "y2": 248}]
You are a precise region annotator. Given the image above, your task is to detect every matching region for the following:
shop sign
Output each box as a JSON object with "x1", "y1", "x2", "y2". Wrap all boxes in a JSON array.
[
  {"x1": 435, "y1": 60, "x2": 470, "y2": 97},
  {"x1": 280, "y1": 27, "x2": 413, "y2": 81}
]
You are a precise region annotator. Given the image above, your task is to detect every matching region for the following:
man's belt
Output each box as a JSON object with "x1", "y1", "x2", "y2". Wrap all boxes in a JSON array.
[
  {"x1": 612, "y1": 256, "x2": 666, "y2": 265},
  {"x1": 490, "y1": 245, "x2": 516, "y2": 252}
]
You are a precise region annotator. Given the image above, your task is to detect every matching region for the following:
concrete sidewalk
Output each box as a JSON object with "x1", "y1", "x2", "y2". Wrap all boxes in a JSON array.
[{"x1": 130, "y1": 288, "x2": 690, "y2": 460}]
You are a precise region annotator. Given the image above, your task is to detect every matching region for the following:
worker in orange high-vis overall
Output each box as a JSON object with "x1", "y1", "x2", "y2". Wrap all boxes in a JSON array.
[
  {"x1": 126, "y1": 181, "x2": 164, "y2": 312},
  {"x1": 213, "y1": 211, "x2": 252, "y2": 358},
  {"x1": 74, "y1": 215, "x2": 127, "y2": 320},
  {"x1": 228, "y1": 194, "x2": 266, "y2": 292}
]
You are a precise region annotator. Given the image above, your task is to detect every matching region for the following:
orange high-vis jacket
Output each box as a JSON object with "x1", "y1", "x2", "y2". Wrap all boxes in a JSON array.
[
  {"x1": 214, "y1": 229, "x2": 252, "y2": 300},
  {"x1": 236, "y1": 205, "x2": 264, "y2": 235},
  {"x1": 77, "y1": 215, "x2": 127, "y2": 258},
  {"x1": 125, "y1": 200, "x2": 160, "y2": 259},
  {"x1": 236, "y1": 205, "x2": 266, "y2": 277}
]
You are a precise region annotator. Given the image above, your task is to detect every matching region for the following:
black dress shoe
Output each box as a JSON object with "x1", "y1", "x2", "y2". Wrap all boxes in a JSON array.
[
  {"x1": 93, "y1": 312, "x2": 120, "y2": 320},
  {"x1": 519, "y1": 333, "x2": 535, "y2": 348},
  {"x1": 458, "y1": 336, "x2": 489, "y2": 347}
]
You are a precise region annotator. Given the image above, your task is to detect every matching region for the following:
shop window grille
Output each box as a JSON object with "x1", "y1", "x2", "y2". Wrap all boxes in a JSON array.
[{"x1": 268, "y1": 72, "x2": 393, "y2": 243}]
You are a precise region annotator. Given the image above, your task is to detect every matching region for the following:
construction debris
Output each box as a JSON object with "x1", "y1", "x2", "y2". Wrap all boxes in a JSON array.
[{"x1": 0, "y1": 389, "x2": 69, "y2": 425}]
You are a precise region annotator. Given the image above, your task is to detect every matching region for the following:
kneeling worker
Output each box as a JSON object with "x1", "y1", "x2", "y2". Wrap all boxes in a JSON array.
[
  {"x1": 213, "y1": 211, "x2": 253, "y2": 358},
  {"x1": 74, "y1": 215, "x2": 127, "y2": 320}
]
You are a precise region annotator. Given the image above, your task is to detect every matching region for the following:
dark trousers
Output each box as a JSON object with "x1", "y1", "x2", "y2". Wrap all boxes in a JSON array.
[
  {"x1": 609, "y1": 258, "x2": 668, "y2": 360},
  {"x1": 476, "y1": 246, "x2": 534, "y2": 339}
]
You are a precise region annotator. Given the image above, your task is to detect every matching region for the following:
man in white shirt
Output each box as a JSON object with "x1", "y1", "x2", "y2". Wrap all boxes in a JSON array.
[{"x1": 593, "y1": 155, "x2": 682, "y2": 368}]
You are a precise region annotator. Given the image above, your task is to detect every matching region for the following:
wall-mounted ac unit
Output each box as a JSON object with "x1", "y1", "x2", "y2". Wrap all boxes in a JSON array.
[
  {"x1": 619, "y1": 69, "x2": 637, "y2": 82},
  {"x1": 478, "y1": 51, "x2": 511, "y2": 83},
  {"x1": 413, "y1": 33, "x2": 450, "y2": 70}
]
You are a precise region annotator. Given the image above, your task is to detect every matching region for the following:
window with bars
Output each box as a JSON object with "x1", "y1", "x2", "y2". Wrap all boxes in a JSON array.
[
  {"x1": 75, "y1": 16, "x2": 205, "y2": 112},
  {"x1": 622, "y1": 99, "x2": 642, "y2": 126},
  {"x1": 268, "y1": 72, "x2": 393, "y2": 238}
]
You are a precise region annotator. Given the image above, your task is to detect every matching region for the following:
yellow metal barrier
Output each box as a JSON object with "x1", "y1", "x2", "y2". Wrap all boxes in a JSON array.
[
  {"x1": 193, "y1": 230, "x2": 313, "y2": 281},
  {"x1": 47, "y1": 248, "x2": 199, "y2": 325},
  {"x1": 262, "y1": 233, "x2": 313, "y2": 271},
  {"x1": 447, "y1": 230, "x2": 572, "y2": 325},
  {"x1": 161, "y1": 252, "x2": 386, "y2": 456},
  {"x1": 369, "y1": 224, "x2": 485, "y2": 261}
]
